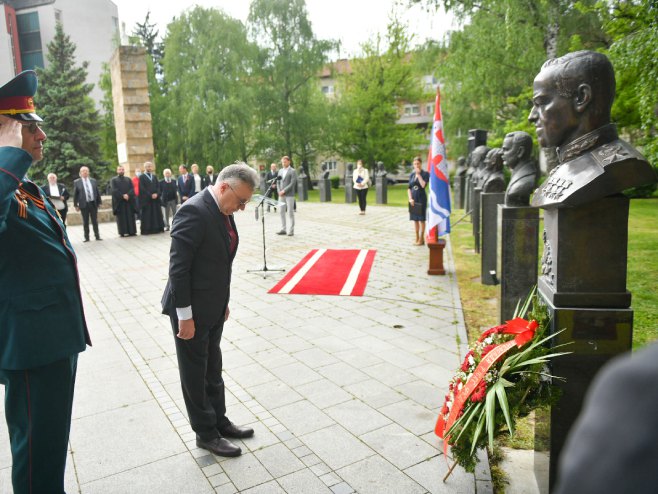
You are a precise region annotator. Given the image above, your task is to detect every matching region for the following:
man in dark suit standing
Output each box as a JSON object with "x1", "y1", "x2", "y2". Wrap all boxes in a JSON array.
[
  {"x1": 177, "y1": 164, "x2": 194, "y2": 204},
  {"x1": 73, "y1": 165, "x2": 102, "y2": 241},
  {"x1": 162, "y1": 162, "x2": 258, "y2": 457},
  {"x1": 42, "y1": 172, "x2": 70, "y2": 225},
  {"x1": 0, "y1": 70, "x2": 91, "y2": 493},
  {"x1": 204, "y1": 165, "x2": 217, "y2": 188},
  {"x1": 264, "y1": 162, "x2": 278, "y2": 212}
]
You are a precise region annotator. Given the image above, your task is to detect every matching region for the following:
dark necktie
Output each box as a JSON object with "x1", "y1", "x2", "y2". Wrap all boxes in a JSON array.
[{"x1": 223, "y1": 215, "x2": 237, "y2": 255}]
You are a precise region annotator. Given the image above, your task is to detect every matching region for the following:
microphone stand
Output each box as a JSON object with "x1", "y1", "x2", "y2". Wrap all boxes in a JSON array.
[{"x1": 247, "y1": 192, "x2": 285, "y2": 277}]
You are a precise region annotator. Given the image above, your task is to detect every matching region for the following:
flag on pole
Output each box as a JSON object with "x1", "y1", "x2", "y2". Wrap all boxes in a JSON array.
[{"x1": 427, "y1": 87, "x2": 451, "y2": 238}]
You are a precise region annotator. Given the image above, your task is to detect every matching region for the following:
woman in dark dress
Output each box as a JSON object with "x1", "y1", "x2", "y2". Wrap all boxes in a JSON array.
[{"x1": 408, "y1": 156, "x2": 430, "y2": 245}]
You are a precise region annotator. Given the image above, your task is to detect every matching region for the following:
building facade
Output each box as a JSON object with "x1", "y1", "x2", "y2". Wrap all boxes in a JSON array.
[{"x1": 1, "y1": 0, "x2": 119, "y2": 105}]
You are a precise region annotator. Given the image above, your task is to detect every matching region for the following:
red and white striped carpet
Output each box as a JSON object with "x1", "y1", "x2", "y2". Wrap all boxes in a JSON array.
[{"x1": 268, "y1": 249, "x2": 377, "y2": 296}]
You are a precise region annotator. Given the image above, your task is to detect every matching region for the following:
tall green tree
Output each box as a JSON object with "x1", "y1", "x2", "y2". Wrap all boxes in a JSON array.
[
  {"x1": 158, "y1": 7, "x2": 258, "y2": 166},
  {"x1": 331, "y1": 17, "x2": 426, "y2": 170},
  {"x1": 411, "y1": 0, "x2": 608, "y2": 157},
  {"x1": 132, "y1": 11, "x2": 164, "y2": 79},
  {"x1": 34, "y1": 22, "x2": 102, "y2": 185},
  {"x1": 98, "y1": 63, "x2": 118, "y2": 174},
  {"x1": 248, "y1": 0, "x2": 336, "y2": 166}
]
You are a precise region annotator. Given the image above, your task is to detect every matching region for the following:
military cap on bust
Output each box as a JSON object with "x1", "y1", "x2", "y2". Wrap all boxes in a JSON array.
[{"x1": 0, "y1": 70, "x2": 42, "y2": 122}]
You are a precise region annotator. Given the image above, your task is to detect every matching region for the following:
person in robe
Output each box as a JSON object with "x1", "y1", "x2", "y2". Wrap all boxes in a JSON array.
[
  {"x1": 139, "y1": 161, "x2": 165, "y2": 234},
  {"x1": 110, "y1": 165, "x2": 137, "y2": 237}
]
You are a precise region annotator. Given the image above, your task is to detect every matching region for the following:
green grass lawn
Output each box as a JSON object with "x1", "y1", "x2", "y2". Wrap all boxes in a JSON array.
[
  {"x1": 304, "y1": 183, "x2": 411, "y2": 207},
  {"x1": 447, "y1": 197, "x2": 658, "y2": 349}
]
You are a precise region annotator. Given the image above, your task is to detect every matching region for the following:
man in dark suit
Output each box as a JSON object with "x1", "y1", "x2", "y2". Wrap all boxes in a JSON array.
[
  {"x1": 0, "y1": 70, "x2": 91, "y2": 493},
  {"x1": 162, "y1": 162, "x2": 258, "y2": 457},
  {"x1": 264, "y1": 162, "x2": 278, "y2": 212},
  {"x1": 73, "y1": 165, "x2": 102, "y2": 241},
  {"x1": 177, "y1": 164, "x2": 194, "y2": 204},
  {"x1": 204, "y1": 165, "x2": 217, "y2": 188},
  {"x1": 42, "y1": 172, "x2": 70, "y2": 225},
  {"x1": 554, "y1": 342, "x2": 658, "y2": 494}
]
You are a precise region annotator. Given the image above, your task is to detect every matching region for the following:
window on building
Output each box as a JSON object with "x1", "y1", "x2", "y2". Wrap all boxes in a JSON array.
[
  {"x1": 17, "y1": 12, "x2": 44, "y2": 69},
  {"x1": 321, "y1": 85, "x2": 334, "y2": 94},
  {"x1": 322, "y1": 161, "x2": 337, "y2": 171},
  {"x1": 404, "y1": 104, "x2": 420, "y2": 116},
  {"x1": 426, "y1": 103, "x2": 434, "y2": 115}
]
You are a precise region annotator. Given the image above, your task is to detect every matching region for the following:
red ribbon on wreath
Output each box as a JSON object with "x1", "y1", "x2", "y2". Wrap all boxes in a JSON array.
[{"x1": 435, "y1": 318, "x2": 538, "y2": 457}]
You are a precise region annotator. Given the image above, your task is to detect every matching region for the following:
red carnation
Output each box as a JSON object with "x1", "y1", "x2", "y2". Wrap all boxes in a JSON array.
[
  {"x1": 470, "y1": 381, "x2": 487, "y2": 403},
  {"x1": 481, "y1": 344, "x2": 496, "y2": 357},
  {"x1": 460, "y1": 350, "x2": 474, "y2": 372},
  {"x1": 441, "y1": 404, "x2": 449, "y2": 415}
]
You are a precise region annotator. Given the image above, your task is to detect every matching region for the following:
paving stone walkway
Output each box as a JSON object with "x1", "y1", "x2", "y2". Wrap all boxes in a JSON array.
[{"x1": 1, "y1": 200, "x2": 495, "y2": 493}]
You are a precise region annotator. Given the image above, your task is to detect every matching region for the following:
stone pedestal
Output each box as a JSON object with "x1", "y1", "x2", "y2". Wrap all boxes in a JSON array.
[
  {"x1": 480, "y1": 192, "x2": 505, "y2": 285},
  {"x1": 535, "y1": 299, "x2": 633, "y2": 492},
  {"x1": 465, "y1": 178, "x2": 472, "y2": 214},
  {"x1": 472, "y1": 187, "x2": 482, "y2": 253},
  {"x1": 110, "y1": 46, "x2": 154, "y2": 176},
  {"x1": 539, "y1": 195, "x2": 630, "y2": 308},
  {"x1": 376, "y1": 177, "x2": 388, "y2": 204},
  {"x1": 535, "y1": 194, "x2": 633, "y2": 493},
  {"x1": 297, "y1": 176, "x2": 308, "y2": 201},
  {"x1": 427, "y1": 238, "x2": 446, "y2": 275},
  {"x1": 497, "y1": 206, "x2": 539, "y2": 322},
  {"x1": 453, "y1": 175, "x2": 466, "y2": 210},
  {"x1": 318, "y1": 178, "x2": 331, "y2": 202},
  {"x1": 345, "y1": 184, "x2": 355, "y2": 203}
]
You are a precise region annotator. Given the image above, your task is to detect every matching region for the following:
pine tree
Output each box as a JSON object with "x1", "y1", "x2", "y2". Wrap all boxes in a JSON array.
[{"x1": 33, "y1": 22, "x2": 102, "y2": 186}]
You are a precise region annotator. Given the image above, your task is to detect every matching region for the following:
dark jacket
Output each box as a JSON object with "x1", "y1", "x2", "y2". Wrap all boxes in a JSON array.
[
  {"x1": 73, "y1": 176, "x2": 101, "y2": 209},
  {"x1": 177, "y1": 174, "x2": 194, "y2": 203},
  {"x1": 161, "y1": 188, "x2": 237, "y2": 329},
  {"x1": 41, "y1": 181, "x2": 69, "y2": 215},
  {"x1": 160, "y1": 178, "x2": 178, "y2": 203}
]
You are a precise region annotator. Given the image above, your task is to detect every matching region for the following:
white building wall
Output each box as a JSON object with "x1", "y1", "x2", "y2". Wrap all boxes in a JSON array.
[
  {"x1": 37, "y1": 0, "x2": 119, "y2": 106},
  {"x1": 4, "y1": 0, "x2": 119, "y2": 107}
]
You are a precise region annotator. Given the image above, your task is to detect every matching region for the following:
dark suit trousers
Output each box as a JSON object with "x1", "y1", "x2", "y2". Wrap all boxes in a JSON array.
[
  {"x1": 0, "y1": 355, "x2": 78, "y2": 494},
  {"x1": 80, "y1": 204, "x2": 100, "y2": 239},
  {"x1": 170, "y1": 316, "x2": 230, "y2": 440}
]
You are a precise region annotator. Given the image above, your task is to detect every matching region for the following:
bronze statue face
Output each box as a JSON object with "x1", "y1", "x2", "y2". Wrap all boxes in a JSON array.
[
  {"x1": 528, "y1": 67, "x2": 581, "y2": 148},
  {"x1": 501, "y1": 136, "x2": 518, "y2": 169}
]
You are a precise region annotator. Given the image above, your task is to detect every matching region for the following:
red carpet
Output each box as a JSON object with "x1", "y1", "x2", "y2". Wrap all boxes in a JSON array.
[{"x1": 269, "y1": 249, "x2": 377, "y2": 296}]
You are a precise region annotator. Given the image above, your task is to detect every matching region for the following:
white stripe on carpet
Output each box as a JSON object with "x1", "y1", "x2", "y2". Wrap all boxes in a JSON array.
[
  {"x1": 278, "y1": 248, "x2": 327, "y2": 294},
  {"x1": 339, "y1": 249, "x2": 369, "y2": 296}
]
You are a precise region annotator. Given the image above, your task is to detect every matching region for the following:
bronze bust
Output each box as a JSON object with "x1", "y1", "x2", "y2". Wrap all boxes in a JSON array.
[
  {"x1": 482, "y1": 148, "x2": 506, "y2": 193},
  {"x1": 471, "y1": 145, "x2": 490, "y2": 187},
  {"x1": 528, "y1": 50, "x2": 656, "y2": 208},
  {"x1": 456, "y1": 156, "x2": 467, "y2": 177},
  {"x1": 502, "y1": 131, "x2": 539, "y2": 206}
]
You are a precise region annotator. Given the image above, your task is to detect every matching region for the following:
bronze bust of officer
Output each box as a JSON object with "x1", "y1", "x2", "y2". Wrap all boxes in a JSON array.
[{"x1": 529, "y1": 50, "x2": 656, "y2": 208}]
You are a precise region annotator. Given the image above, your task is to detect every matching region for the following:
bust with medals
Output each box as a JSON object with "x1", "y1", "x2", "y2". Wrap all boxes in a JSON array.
[{"x1": 529, "y1": 50, "x2": 656, "y2": 209}]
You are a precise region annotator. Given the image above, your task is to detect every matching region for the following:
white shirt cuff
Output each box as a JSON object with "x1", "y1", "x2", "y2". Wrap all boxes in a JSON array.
[{"x1": 176, "y1": 306, "x2": 193, "y2": 320}]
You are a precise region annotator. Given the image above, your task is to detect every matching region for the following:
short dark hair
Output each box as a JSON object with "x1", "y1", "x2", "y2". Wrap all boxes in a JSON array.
[{"x1": 541, "y1": 50, "x2": 615, "y2": 120}]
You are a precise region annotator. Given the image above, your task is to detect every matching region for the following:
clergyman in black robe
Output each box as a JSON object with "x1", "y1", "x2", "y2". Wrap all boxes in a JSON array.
[
  {"x1": 139, "y1": 161, "x2": 165, "y2": 235},
  {"x1": 111, "y1": 165, "x2": 137, "y2": 237}
]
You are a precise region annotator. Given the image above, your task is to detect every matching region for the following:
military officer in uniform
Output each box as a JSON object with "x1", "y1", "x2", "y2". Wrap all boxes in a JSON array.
[{"x1": 0, "y1": 71, "x2": 91, "y2": 493}]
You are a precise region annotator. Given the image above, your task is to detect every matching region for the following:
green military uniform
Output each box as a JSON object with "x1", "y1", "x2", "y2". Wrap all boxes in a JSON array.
[{"x1": 0, "y1": 71, "x2": 91, "y2": 493}]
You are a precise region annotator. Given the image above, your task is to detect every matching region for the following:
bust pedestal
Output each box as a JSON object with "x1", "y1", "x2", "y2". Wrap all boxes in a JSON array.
[
  {"x1": 375, "y1": 176, "x2": 388, "y2": 204},
  {"x1": 496, "y1": 205, "x2": 539, "y2": 322},
  {"x1": 535, "y1": 194, "x2": 633, "y2": 492},
  {"x1": 480, "y1": 192, "x2": 505, "y2": 285},
  {"x1": 472, "y1": 187, "x2": 482, "y2": 253},
  {"x1": 318, "y1": 178, "x2": 331, "y2": 202}
]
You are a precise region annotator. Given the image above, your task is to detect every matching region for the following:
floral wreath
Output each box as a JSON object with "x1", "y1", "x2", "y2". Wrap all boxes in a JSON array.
[{"x1": 435, "y1": 289, "x2": 569, "y2": 479}]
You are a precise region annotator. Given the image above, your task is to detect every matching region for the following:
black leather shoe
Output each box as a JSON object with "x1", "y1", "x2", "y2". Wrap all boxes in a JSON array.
[
  {"x1": 83, "y1": 239, "x2": 90, "y2": 242},
  {"x1": 196, "y1": 436, "x2": 241, "y2": 457},
  {"x1": 276, "y1": 230, "x2": 286, "y2": 235},
  {"x1": 219, "y1": 422, "x2": 254, "y2": 439}
]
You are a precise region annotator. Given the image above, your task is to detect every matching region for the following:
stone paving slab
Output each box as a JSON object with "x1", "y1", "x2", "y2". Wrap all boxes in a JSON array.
[{"x1": 0, "y1": 200, "x2": 498, "y2": 493}]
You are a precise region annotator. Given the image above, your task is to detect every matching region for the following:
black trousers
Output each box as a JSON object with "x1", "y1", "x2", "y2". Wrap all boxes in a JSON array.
[
  {"x1": 170, "y1": 316, "x2": 229, "y2": 440},
  {"x1": 80, "y1": 204, "x2": 99, "y2": 239},
  {"x1": 0, "y1": 355, "x2": 78, "y2": 494},
  {"x1": 356, "y1": 188, "x2": 368, "y2": 211}
]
